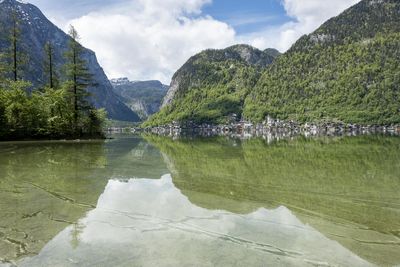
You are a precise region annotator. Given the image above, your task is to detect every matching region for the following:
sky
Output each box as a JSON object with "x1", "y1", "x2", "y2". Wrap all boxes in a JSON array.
[{"x1": 28, "y1": 0, "x2": 361, "y2": 84}]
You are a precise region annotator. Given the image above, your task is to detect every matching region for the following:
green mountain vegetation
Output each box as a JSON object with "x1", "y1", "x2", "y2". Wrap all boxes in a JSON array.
[
  {"x1": 0, "y1": 24, "x2": 106, "y2": 140},
  {"x1": 0, "y1": 0, "x2": 140, "y2": 122},
  {"x1": 144, "y1": 45, "x2": 279, "y2": 126},
  {"x1": 146, "y1": 135, "x2": 400, "y2": 266},
  {"x1": 244, "y1": 0, "x2": 400, "y2": 124},
  {"x1": 146, "y1": 0, "x2": 400, "y2": 126}
]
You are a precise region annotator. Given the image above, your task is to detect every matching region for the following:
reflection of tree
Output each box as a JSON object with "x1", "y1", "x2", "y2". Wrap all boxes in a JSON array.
[
  {"x1": 146, "y1": 135, "x2": 400, "y2": 266},
  {"x1": 70, "y1": 221, "x2": 85, "y2": 249},
  {"x1": 105, "y1": 137, "x2": 168, "y2": 179}
]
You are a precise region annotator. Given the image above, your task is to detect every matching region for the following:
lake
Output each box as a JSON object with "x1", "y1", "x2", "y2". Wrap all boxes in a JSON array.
[{"x1": 0, "y1": 135, "x2": 399, "y2": 267}]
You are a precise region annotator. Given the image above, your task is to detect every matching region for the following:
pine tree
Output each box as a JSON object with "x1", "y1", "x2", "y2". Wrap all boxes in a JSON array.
[
  {"x1": 10, "y1": 11, "x2": 20, "y2": 81},
  {"x1": 0, "y1": 52, "x2": 7, "y2": 83},
  {"x1": 64, "y1": 25, "x2": 93, "y2": 134},
  {"x1": 0, "y1": 23, "x2": 6, "y2": 83},
  {"x1": 44, "y1": 41, "x2": 58, "y2": 89},
  {"x1": 0, "y1": 10, "x2": 28, "y2": 82}
]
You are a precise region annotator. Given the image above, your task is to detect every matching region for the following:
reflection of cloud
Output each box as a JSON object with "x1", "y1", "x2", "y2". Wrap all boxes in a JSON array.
[{"x1": 20, "y1": 175, "x2": 373, "y2": 267}]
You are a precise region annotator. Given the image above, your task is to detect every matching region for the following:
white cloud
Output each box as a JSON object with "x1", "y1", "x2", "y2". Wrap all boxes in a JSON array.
[
  {"x1": 240, "y1": 0, "x2": 361, "y2": 52},
  {"x1": 65, "y1": 0, "x2": 361, "y2": 84},
  {"x1": 68, "y1": 0, "x2": 235, "y2": 84}
]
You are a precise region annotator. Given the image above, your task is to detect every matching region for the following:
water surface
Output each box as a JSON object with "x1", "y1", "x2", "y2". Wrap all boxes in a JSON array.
[{"x1": 0, "y1": 135, "x2": 399, "y2": 266}]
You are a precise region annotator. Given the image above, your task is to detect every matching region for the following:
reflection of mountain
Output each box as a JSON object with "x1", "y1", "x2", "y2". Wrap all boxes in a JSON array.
[
  {"x1": 105, "y1": 136, "x2": 169, "y2": 179},
  {"x1": 147, "y1": 135, "x2": 400, "y2": 266},
  {"x1": 0, "y1": 137, "x2": 167, "y2": 264},
  {"x1": 16, "y1": 177, "x2": 372, "y2": 267}
]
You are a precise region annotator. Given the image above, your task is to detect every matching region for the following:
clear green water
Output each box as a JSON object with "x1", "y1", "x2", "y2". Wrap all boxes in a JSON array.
[{"x1": 0, "y1": 135, "x2": 399, "y2": 267}]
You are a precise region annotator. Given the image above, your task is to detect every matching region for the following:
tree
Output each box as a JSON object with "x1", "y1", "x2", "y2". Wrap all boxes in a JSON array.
[
  {"x1": 0, "y1": 10, "x2": 27, "y2": 82},
  {"x1": 44, "y1": 41, "x2": 58, "y2": 89},
  {"x1": 64, "y1": 25, "x2": 93, "y2": 134},
  {"x1": 0, "y1": 22, "x2": 6, "y2": 83},
  {"x1": 0, "y1": 52, "x2": 7, "y2": 83},
  {"x1": 10, "y1": 11, "x2": 20, "y2": 81},
  {"x1": 0, "y1": 89, "x2": 7, "y2": 138}
]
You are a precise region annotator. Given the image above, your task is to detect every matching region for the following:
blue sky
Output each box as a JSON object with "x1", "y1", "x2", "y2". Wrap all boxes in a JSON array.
[
  {"x1": 31, "y1": 0, "x2": 291, "y2": 36},
  {"x1": 203, "y1": 0, "x2": 291, "y2": 35},
  {"x1": 27, "y1": 0, "x2": 360, "y2": 83}
]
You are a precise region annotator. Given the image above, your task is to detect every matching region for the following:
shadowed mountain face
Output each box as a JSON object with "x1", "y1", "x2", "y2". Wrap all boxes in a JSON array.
[
  {"x1": 146, "y1": 135, "x2": 400, "y2": 266},
  {"x1": 0, "y1": 0, "x2": 140, "y2": 122},
  {"x1": 110, "y1": 78, "x2": 169, "y2": 120},
  {"x1": 145, "y1": 45, "x2": 280, "y2": 126}
]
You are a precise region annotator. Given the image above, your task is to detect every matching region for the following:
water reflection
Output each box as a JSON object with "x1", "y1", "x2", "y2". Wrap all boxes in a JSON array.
[
  {"x1": 0, "y1": 135, "x2": 399, "y2": 266},
  {"x1": 147, "y1": 135, "x2": 400, "y2": 266},
  {"x1": 0, "y1": 137, "x2": 167, "y2": 265},
  {"x1": 17, "y1": 176, "x2": 373, "y2": 267}
]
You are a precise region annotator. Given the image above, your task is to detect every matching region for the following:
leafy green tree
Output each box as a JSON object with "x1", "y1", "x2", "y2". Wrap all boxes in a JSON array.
[{"x1": 0, "y1": 88, "x2": 8, "y2": 138}]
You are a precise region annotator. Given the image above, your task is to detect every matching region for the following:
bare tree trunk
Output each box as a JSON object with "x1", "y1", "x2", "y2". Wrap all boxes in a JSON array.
[{"x1": 12, "y1": 22, "x2": 17, "y2": 82}]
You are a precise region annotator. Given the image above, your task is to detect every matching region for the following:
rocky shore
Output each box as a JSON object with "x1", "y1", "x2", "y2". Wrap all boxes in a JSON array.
[{"x1": 144, "y1": 119, "x2": 400, "y2": 140}]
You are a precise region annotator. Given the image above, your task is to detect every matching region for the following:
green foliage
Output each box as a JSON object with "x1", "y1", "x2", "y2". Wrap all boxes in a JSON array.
[
  {"x1": 0, "y1": 81, "x2": 105, "y2": 140},
  {"x1": 243, "y1": 0, "x2": 400, "y2": 124},
  {"x1": 0, "y1": 21, "x2": 105, "y2": 140},
  {"x1": 63, "y1": 26, "x2": 94, "y2": 132},
  {"x1": 244, "y1": 32, "x2": 400, "y2": 124}
]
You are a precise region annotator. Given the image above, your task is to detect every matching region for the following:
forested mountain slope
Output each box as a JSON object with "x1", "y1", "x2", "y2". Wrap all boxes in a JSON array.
[
  {"x1": 145, "y1": 45, "x2": 280, "y2": 126},
  {"x1": 244, "y1": 0, "x2": 400, "y2": 124}
]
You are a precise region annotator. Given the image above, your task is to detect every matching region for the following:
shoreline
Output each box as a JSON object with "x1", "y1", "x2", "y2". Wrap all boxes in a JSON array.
[
  {"x1": 0, "y1": 134, "x2": 107, "y2": 143},
  {"x1": 144, "y1": 121, "x2": 400, "y2": 138}
]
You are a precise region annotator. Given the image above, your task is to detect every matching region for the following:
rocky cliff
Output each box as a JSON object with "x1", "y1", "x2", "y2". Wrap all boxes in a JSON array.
[{"x1": 111, "y1": 78, "x2": 169, "y2": 120}]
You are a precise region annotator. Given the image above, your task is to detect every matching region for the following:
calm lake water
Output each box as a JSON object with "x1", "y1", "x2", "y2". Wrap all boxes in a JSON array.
[{"x1": 0, "y1": 135, "x2": 399, "y2": 267}]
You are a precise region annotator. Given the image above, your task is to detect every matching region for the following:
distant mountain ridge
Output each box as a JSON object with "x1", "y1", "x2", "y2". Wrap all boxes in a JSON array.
[
  {"x1": 0, "y1": 0, "x2": 140, "y2": 122},
  {"x1": 145, "y1": 44, "x2": 280, "y2": 126},
  {"x1": 110, "y1": 78, "x2": 169, "y2": 120}
]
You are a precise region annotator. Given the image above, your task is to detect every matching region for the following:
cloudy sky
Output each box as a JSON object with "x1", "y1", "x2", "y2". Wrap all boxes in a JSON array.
[{"x1": 29, "y1": 0, "x2": 360, "y2": 84}]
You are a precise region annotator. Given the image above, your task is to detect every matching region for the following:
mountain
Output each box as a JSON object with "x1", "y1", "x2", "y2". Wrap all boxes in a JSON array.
[
  {"x1": 145, "y1": 44, "x2": 280, "y2": 126},
  {"x1": 243, "y1": 0, "x2": 400, "y2": 124},
  {"x1": 0, "y1": 0, "x2": 140, "y2": 122},
  {"x1": 110, "y1": 78, "x2": 169, "y2": 120}
]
